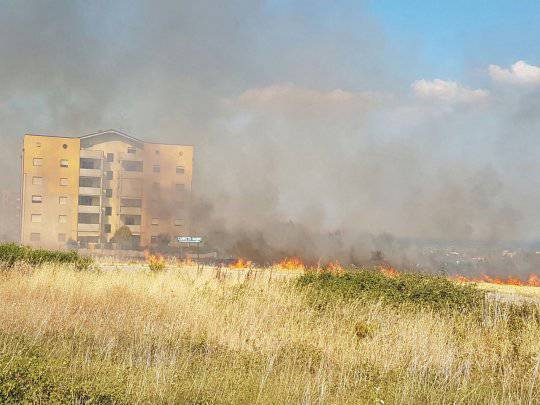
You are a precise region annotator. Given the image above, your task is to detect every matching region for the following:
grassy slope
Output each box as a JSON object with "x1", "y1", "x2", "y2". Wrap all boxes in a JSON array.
[{"x1": 0, "y1": 265, "x2": 539, "y2": 404}]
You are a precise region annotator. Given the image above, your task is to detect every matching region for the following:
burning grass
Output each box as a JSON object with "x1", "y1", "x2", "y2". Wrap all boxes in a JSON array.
[{"x1": 0, "y1": 263, "x2": 539, "y2": 403}]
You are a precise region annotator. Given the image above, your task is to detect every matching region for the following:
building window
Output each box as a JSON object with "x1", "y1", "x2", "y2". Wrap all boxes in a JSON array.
[
  {"x1": 152, "y1": 182, "x2": 160, "y2": 191},
  {"x1": 155, "y1": 150, "x2": 160, "y2": 155},
  {"x1": 151, "y1": 218, "x2": 159, "y2": 226},
  {"x1": 175, "y1": 183, "x2": 185, "y2": 192},
  {"x1": 151, "y1": 235, "x2": 157, "y2": 244},
  {"x1": 174, "y1": 219, "x2": 184, "y2": 226},
  {"x1": 127, "y1": 147, "x2": 136, "y2": 154},
  {"x1": 105, "y1": 207, "x2": 112, "y2": 216},
  {"x1": 33, "y1": 158, "x2": 43, "y2": 166},
  {"x1": 176, "y1": 166, "x2": 185, "y2": 174},
  {"x1": 59, "y1": 178, "x2": 68, "y2": 186},
  {"x1": 179, "y1": 151, "x2": 183, "y2": 157},
  {"x1": 31, "y1": 214, "x2": 42, "y2": 223},
  {"x1": 30, "y1": 233, "x2": 40, "y2": 241},
  {"x1": 62, "y1": 143, "x2": 68, "y2": 149},
  {"x1": 105, "y1": 171, "x2": 113, "y2": 180},
  {"x1": 58, "y1": 215, "x2": 67, "y2": 224},
  {"x1": 58, "y1": 233, "x2": 66, "y2": 242},
  {"x1": 31, "y1": 195, "x2": 42, "y2": 203},
  {"x1": 59, "y1": 196, "x2": 67, "y2": 205},
  {"x1": 105, "y1": 189, "x2": 112, "y2": 198},
  {"x1": 107, "y1": 153, "x2": 114, "y2": 162},
  {"x1": 153, "y1": 165, "x2": 160, "y2": 173},
  {"x1": 104, "y1": 224, "x2": 111, "y2": 233},
  {"x1": 32, "y1": 176, "x2": 43, "y2": 185},
  {"x1": 60, "y1": 159, "x2": 69, "y2": 167},
  {"x1": 122, "y1": 160, "x2": 143, "y2": 172},
  {"x1": 36, "y1": 142, "x2": 41, "y2": 148},
  {"x1": 120, "y1": 198, "x2": 142, "y2": 207}
]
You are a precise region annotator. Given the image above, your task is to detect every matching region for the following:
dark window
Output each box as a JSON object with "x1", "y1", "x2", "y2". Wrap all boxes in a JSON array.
[
  {"x1": 175, "y1": 183, "x2": 185, "y2": 192},
  {"x1": 105, "y1": 189, "x2": 112, "y2": 198},
  {"x1": 80, "y1": 158, "x2": 99, "y2": 169},
  {"x1": 104, "y1": 224, "x2": 111, "y2": 233},
  {"x1": 78, "y1": 213, "x2": 100, "y2": 224},
  {"x1": 127, "y1": 147, "x2": 136, "y2": 154},
  {"x1": 155, "y1": 150, "x2": 160, "y2": 155},
  {"x1": 153, "y1": 165, "x2": 160, "y2": 173},
  {"x1": 62, "y1": 144, "x2": 68, "y2": 149},
  {"x1": 79, "y1": 177, "x2": 100, "y2": 188},
  {"x1": 107, "y1": 153, "x2": 114, "y2": 162},
  {"x1": 120, "y1": 198, "x2": 142, "y2": 207},
  {"x1": 78, "y1": 196, "x2": 97, "y2": 206},
  {"x1": 105, "y1": 207, "x2": 112, "y2": 215},
  {"x1": 123, "y1": 215, "x2": 141, "y2": 225},
  {"x1": 122, "y1": 160, "x2": 143, "y2": 172},
  {"x1": 176, "y1": 166, "x2": 185, "y2": 174},
  {"x1": 105, "y1": 171, "x2": 113, "y2": 180}
]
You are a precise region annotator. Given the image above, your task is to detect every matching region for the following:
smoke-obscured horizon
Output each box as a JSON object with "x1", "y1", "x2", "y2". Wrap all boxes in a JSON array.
[{"x1": 2, "y1": 0, "x2": 540, "y2": 266}]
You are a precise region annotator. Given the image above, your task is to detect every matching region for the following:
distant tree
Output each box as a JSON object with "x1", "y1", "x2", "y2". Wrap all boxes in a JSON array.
[{"x1": 112, "y1": 226, "x2": 133, "y2": 249}]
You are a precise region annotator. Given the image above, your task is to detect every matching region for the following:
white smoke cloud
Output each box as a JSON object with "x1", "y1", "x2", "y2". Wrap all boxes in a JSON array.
[
  {"x1": 489, "y1": 60, "x2": 540, "y2": 85},
  {"x1": 411, "y1": 79, "x2": 489, "y2": 104}
]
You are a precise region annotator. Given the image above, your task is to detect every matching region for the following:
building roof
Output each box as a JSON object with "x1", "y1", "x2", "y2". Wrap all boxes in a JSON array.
[{"x1": 26, "y1": 129, "x2": 193, "y2": 148}]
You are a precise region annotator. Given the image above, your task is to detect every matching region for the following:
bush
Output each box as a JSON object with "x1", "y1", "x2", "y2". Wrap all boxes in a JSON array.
[
  {"x1": 0, "y1": 243, "x2": 93, "y2": 270},
  {"x1": 296, "y1": 268, "x2": 485, "y2": 311}
]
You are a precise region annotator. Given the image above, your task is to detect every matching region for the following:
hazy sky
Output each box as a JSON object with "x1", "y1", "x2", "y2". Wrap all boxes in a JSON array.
[{"x1": 2, "y1": 0, "x2": 540, "y2": 243}]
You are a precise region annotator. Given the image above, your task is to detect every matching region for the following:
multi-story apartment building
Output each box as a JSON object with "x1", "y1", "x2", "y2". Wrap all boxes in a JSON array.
[{"x1": 20, "y1": 130, "x2": 193, "y2": 249}]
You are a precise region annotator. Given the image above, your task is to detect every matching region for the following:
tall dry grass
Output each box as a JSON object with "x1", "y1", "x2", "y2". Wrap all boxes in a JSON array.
[{"x1": 0, "y1": 264, "x2": 539, "y2": 404}]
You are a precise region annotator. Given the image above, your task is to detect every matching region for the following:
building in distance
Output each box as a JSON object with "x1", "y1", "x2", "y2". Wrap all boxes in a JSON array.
[{"x1": 20, "y1": 130, "x2": 193, "y2": 249}]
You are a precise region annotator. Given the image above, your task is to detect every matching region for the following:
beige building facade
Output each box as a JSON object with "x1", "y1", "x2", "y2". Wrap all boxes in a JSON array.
[{"x1": 21, "y1": 130, "x2": 193, "y2": 249}]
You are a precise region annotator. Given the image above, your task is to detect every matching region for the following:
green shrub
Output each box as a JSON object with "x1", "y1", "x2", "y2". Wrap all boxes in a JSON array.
[
  {"x1": 0, "y1": 243, "x2": 93, "y2": 270},
  {"x1": 296, "y1": 269, "x2": 485, "y2": 311},
  {"x1": 0, "y1": 334, "x2": 126, "y2": 403}
]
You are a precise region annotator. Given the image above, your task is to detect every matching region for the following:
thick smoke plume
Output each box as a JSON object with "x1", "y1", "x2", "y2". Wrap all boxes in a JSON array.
[{"x1": 1, "y1": 1, "x2": 540, "y2": 271}]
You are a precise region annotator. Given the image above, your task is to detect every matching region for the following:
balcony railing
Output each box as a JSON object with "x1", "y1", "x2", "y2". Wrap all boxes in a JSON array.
[
  {"x1": 80, "y1": 168, "x2": 102, "y2": 177},
  {"x1": 119, "y1": 206, "x2": 142, "y2": 215},
  {"x1": 79, "y1": 187, "x2": 101, "y2": 196},
  {"x1": 80, "y1": 149, "x2": 103, "y2": 159},
  {"x1": 78, "y1": 205, "x2": 100, "y2": 214},
  {"x1": 77, "y1": 223, "x2": 100, "y2": 232}
]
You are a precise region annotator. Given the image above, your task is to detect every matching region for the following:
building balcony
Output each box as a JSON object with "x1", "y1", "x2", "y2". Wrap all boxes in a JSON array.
[
  {"x1": 80, "y1": 149, "x2": 103, "y2": 159},
  {"x1": 119, "y1": 170, "x2": 143, "y2": 179},
  {"x1": 79, "y1": 168, "x2": 102, "y2": 177},
  {"x1": 79, "y1": 187, "x2": 101, "y2": 196},
  {"x1": 119, "y1": 206, "x2": 142, "y2": 215},
  {"x1": 78, "y1": 205, "x2": 100, "y2": 214},
  {"x1": 126, "y1": 225, "x2": 141, "y2": 234},
  {"x1": 77, "y1": 223, "x2": 100, "y2": 232}
]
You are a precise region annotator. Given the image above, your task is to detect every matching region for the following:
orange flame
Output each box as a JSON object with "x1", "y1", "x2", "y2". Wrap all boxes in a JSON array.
[
  {"x1": 380, "y1": 266, "x2": 399, "y2": 278},
  {"x1": 326, "y1": 260, "x2": 345, "y2": 275},
  {"x1": 451, "y1": 273, "x2": 540, "y2": 287},
  {"x1": 277, "y1": 257, "x2": 305, "y2": 271},
  {"x1": 229, "y1": 258, "x2": 253, "y2": 269}
]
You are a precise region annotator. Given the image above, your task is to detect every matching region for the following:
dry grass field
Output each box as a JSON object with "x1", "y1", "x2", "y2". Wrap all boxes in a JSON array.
[{"x1": 0, "y1": 262, "x2": 539, "y2": 404}]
